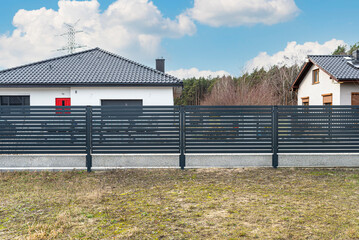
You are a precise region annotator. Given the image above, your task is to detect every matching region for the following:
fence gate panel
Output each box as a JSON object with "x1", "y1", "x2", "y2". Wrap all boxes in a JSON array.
[
  {"x1": 0, "y1": 106, "x2": 87, "y2": 154},
  {"x1": 91, "y1": 106, "x2": 180, "y2": 154},
  {"x1": 278, "y1": 106, "x2": 359, "y2": 153},
  {"x1": 184, "y1": 106, "x2": 273, "y2": 154}
]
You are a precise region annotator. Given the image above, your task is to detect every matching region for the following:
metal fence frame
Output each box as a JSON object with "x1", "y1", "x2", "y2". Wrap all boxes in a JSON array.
[{"x1": 1, "y1": 105, "x2": 359, "y2": 172}]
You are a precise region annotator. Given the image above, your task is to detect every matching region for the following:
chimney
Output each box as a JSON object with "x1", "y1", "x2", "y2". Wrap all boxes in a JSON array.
[
  {"x1": 156, "y1": 58, "x2": 165, "y2": 73},
  {"x1": 353, "y1": 50, "x2": 359, "y2": 61}
]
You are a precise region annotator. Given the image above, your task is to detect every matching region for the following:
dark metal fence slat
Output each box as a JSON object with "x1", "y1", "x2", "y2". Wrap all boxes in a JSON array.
[
  {"x1": 86, "y1": 106, "x2": 93, "y2": 173},
  {"x1": 179, "y1": 106, "x2": 186, "y2": 170},
  {"x1": 272, "y1": 106, "x2": 278, "y2": 168}
]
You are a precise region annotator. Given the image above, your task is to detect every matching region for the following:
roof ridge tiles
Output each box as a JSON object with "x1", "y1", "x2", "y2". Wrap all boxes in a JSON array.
[{"x1": 308, "y1": 55, "x2": 351, "y2": 57}]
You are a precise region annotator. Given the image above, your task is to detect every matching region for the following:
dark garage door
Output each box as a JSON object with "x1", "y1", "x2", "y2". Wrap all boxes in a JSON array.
[
  {"x1": 101, "y1": 100, "x2": 143, "y2": 106},
  {"x1": 100, "y1": 100, "x2": 143, "y2": 117}
]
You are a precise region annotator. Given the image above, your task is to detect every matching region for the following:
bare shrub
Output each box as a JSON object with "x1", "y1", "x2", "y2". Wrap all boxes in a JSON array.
[
  {"x1": 201, "y1": 77, "x2": 240, "y2": 105},
  {"x1": 201, "y1": 65, "x2": 299, "y2": 106}
]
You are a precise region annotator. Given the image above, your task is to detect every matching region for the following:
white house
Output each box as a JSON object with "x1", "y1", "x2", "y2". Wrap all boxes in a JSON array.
[
  {"x1": 0, "y1": 48, "x2": 182, "y2": 107},
  {"x1": 292, "y1": 50, "x2": 359, "y2": 105}
]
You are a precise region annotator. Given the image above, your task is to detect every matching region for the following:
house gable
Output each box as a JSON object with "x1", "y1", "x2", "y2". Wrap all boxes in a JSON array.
[
  {"x1": 293, "y1": 54, "x2": 359, "y2": 105},
  {"x1": 297, "y1": 64, "x2": 340, "y2": 105},
  {"x1": 292, "y1": 55, "x2": 359, "y2": 90}
]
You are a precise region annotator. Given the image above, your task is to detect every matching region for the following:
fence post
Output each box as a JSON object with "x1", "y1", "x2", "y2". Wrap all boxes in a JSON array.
[
  {"x1": 86, "y1": 106, "x2": 93, "y2": 173},
  {"x1": 272, "y1": 106, "x2": 278, "y2": 168},
  {"x1": 179, "y1": 106, "x2": 186, "y2": 170}
]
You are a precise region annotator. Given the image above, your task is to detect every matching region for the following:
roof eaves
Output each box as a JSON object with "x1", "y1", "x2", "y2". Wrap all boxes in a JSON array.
[{"x1": 336, "y1": 78, "x2": 359, "y2": 82}]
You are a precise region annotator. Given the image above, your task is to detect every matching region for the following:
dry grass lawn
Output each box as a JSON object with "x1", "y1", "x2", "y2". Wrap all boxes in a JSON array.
[{"x1": 1, "y1": 168, "x2": 359, "y2": 239}]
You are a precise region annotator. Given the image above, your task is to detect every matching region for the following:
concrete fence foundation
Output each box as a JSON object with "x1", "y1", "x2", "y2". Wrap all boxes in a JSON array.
[
  {"x1": 279, "y1": 153, "x2": 359, "y2": 167},
  {"x1": 186, "y1": 154, "x2": 272, "y2": 168},
  {"x1": 0, "y1": 154, "x2": 359, "y2": 171}
]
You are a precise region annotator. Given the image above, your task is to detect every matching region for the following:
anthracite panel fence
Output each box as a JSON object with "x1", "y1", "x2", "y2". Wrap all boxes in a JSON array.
[
  {"x1": 0, "y1": 106, "x2": 87, "y2": 154},
  {"x1": 1, "y1": 105, "x2": 359, "y2": 171},
  {"x1": 91, "y1": 106, "x2": 181, "y2": 154},
  {"x1": 278, "y1": 106, "x2": 359, "y2": 153}
]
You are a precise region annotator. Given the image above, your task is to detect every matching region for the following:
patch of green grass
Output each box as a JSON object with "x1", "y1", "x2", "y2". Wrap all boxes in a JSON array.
[{"x1": 0, "y1": 168, "x2": 359, "y2": 239}]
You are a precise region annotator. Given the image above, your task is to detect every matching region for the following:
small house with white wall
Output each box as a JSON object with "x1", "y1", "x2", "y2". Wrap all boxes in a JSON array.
[
  {"x1": 0, "y1": 48, "x2": 182, "y2": 107},
  {"x1": 292, "y1": 50, "x2": 359, "y2": 105}
]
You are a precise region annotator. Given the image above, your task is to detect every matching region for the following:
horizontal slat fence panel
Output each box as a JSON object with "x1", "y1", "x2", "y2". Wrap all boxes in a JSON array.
[
  {"x1": 277, "y1": 106, "x2": 359, "y2": 153},
  {"x1": 184, "y1": 106, "x2": 273, "y2": 153},
  {"x1": 1, "y1": 105, "x2": 359, "y2": 169},
  {"x1": 91, "y1": 106, "x2": 180, "y2": 154},
  {"x1": 0, "y1": 106, "x2": 87, "y2": 154}
]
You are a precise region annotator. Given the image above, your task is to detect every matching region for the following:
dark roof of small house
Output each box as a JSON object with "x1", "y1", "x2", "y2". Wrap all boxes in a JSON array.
[
  {"x1": 292, "y1": 55, "x2": 359, "y2": 90},
  {"x1": 0, "y1": 48, "x2": 182, "y2": 87}
]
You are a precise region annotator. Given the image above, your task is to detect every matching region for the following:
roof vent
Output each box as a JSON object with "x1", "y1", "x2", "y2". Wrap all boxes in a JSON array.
[{"x1": 345, "y1": 50, "x2": 359, "y2": 69}]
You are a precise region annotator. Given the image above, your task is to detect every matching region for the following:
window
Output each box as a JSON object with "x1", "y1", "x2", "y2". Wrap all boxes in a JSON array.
[
  {"x1": 0, "y1": 96, "x2": 30, "y2": 106},
  {"x1": 312, "y1": 69, "x2": 319, "y2": 84},
  {"x1": 351, "y1": 93, "x2": 359, "y2": 105},
  {"x1": 322, "y1": 93, "x2": 332, "y2": 105},
  {"x1": 301, "y1": 97, "x2": 309, "y2": 106},
  {"x1": 0, "y1": 96, "x2": 30, "y2": 115}
]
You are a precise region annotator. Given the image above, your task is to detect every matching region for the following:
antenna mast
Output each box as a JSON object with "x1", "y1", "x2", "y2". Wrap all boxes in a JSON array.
[{"x1": 57, "y1": 20, "x2": 86, "y2": 54}]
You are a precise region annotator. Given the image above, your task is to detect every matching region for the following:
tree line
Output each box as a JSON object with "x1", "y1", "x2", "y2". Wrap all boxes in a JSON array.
[
  {"x1": 175, "y1": 41, "x2": 359, "y2": 106},
  {"x1": 175, "y1": 65, "x2": 300, "y2": 106},
  {"x1": 332, "y1": 42, "x2": 359, "y2": 56}
]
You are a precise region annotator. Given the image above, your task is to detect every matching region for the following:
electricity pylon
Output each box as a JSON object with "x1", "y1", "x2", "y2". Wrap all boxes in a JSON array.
[{"x1": 57, "y1": 20, "x2": 86, "y2": 54}]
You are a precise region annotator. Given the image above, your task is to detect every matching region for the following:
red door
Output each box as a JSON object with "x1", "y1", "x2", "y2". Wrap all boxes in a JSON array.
[{"x1": 56, "y1": 98, "x2": 71, "y2": 114}]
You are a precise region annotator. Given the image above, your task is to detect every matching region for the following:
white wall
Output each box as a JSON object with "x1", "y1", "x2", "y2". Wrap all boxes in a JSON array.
[
  {"x1": 297, "y1": 65, "x2": 341, "y2": 105},
  {"x1": 71, "y1": 87, "x2": 174, "y2": 106},
  {"x1": 0, "y1": 87, "x2": 174, "y2": 106},
  {"x1": 0, "y1": 88, "x2": 70, "y2": 106},
  {"x1": 340, "y1": 83, "x2": 359, "y2": 105}
]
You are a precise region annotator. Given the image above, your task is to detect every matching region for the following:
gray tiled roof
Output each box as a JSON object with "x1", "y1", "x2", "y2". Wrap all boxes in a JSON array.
[
  {"x1": 308, "y1": 55, "x2": 359, "y2": 80},
  {"x1": 0, "y1": 48, "x2": 182, "y2": 87}
]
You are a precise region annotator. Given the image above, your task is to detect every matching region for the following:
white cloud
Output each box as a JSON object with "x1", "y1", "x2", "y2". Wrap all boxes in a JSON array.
[
  {"x1": 188, "y1": 0, "x2": 300, "y2": 27},
  {"x1": 0, "y1": 0, "x2": 196, "y2": 68},
  {"x1": 167, "y1": 68, "x2": 230, "y2": 79},
  {"x1": 245, "y1": 39, "x2": 347, "y2": 72}
]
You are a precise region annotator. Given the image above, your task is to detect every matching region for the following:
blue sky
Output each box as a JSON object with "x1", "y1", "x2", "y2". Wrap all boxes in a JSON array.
[{"x1": 0, "y1": 0, "x2": 358, "y2": 78}]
